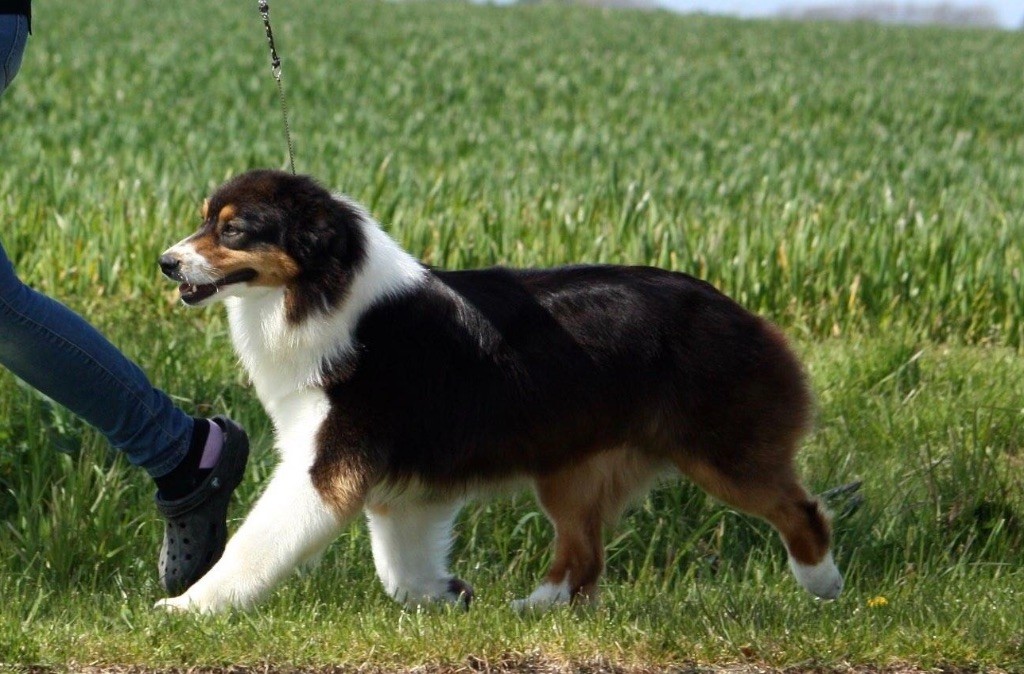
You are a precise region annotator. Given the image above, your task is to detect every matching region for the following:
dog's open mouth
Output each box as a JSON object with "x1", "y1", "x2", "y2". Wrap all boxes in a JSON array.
[{"x1": 179, "y1": 269, "x2": 258, "y2": 305}]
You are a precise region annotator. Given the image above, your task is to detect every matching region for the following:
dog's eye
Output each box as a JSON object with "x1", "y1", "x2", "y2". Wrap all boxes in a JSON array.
[{"x1": 221, "y1": 222, "x2": 243, "y2": 238}]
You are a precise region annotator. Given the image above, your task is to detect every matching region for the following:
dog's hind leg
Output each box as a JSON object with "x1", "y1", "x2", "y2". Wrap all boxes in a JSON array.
[
  {"x1": 678, "y1": 456, "x2": 843, "y2": 599},
  {"x1": 365, "y1": 499, "x2": 471, "y2": 607},
  {"x1": 513, "y1": 450, "x2": 665, "y2": 611}
]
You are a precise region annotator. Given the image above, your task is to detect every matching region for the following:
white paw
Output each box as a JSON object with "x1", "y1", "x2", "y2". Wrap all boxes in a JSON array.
[
  {"x1": 389, "y1": 577, "x2": 473, "y2": 609},
  {"x1": 789, "y1": 551, "x2": 844, "y2": 599},
  {"x1": 154, "y1": 595, "x2": 200, "y2": 613},
  {"x1": 510, "y1": 577, "x2": 571, "y2": 612},
  {"x1": 154, "y1": 587, "x2": 227, "y2": 614},
  {"x1": 510, "y1": 597, "x2": 547, "y2": 613}
]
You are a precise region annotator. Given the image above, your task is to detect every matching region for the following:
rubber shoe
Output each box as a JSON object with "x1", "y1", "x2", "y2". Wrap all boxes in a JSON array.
[{"x1": 155, "y1": 415, "x2": 249, "y2": 596}]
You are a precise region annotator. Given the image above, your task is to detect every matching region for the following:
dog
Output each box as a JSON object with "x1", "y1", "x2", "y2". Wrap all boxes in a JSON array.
[{"x1": 156, "y1": 169, "x2": 843, "y2": 613}]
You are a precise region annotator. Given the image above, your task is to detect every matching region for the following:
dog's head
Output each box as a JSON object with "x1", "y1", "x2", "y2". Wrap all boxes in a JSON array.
[{"x1": 160, "y1": 169, "x2": 366, "y2": 321}]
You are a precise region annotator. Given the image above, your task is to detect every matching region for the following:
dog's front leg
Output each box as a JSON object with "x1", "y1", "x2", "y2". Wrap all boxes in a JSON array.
[{"x1": 156, "y1": 458, "x2": 362, "y2": 614}]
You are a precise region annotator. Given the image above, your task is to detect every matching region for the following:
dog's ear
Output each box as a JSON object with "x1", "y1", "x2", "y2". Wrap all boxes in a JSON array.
[
  {"x1": 281, "y1": 194, "x2": 365, "y2": 322},
  {"x1": 285, "y1": 197, "x2": 359, "y2": 274}
]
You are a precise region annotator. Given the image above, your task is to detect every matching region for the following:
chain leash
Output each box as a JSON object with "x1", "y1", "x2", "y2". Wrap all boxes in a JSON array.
[{"x1": 257, "y1": 0, "x2": 296, "y2": 175}]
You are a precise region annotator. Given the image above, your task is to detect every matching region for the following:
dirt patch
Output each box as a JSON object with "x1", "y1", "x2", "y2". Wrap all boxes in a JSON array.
[{"x1": 11, "y1": 658, "x2": 1007, "y2": 674}]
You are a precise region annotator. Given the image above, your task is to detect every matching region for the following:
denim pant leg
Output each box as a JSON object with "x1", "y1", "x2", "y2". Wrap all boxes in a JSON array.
[
  {"x1": 0, "y1": 241, "x2": 193, "y2": 478},
  {"x1": 1, "y1": 14, "x2": 28, "y2": 94}
]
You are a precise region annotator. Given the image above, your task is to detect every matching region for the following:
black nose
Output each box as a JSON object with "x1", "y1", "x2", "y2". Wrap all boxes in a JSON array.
[{"x1": 159, "y1": 254, "x2": 181, "y2": 278}]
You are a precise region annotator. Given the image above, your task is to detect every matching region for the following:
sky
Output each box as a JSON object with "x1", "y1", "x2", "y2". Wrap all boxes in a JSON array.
[{"x1": 658, "y1": 1, "x2": 1022, "y2": 27}]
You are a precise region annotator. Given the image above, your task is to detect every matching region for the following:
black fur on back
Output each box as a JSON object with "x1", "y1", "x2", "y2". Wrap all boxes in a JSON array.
[{"x1": 312, "y1": 263, "x2": 811, "y2": 488}]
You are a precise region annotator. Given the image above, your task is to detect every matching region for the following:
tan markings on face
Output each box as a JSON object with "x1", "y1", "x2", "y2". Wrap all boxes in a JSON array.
[
  {"x1": 201, "y1": 199, "x2": 210, "y2": 219},
  {"x1": 191, "y1": 234, "x2": 300, "y2": 286},
  {"x1": 217, "y1": 204, "x2": 237, "y2": 224}
]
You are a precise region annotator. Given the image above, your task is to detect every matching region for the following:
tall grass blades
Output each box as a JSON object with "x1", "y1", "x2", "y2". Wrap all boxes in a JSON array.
[{"x1": 0, "y1": 0, "x2": 1022, "y2": 669}]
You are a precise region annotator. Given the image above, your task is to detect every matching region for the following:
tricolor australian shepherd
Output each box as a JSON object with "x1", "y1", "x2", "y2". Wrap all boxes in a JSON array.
[{"x1": 157, "y1": 169, "x2": 843, "y2": 613}]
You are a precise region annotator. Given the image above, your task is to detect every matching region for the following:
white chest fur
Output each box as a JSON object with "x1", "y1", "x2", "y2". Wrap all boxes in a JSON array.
[{"x1": 224, "y1": 215, "x2": 426, "y2": 449}]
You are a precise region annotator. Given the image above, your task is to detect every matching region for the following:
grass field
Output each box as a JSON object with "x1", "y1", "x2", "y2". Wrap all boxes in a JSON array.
[{"x1": 1, "y1": 0, "x2": 1023, "y2": 671}]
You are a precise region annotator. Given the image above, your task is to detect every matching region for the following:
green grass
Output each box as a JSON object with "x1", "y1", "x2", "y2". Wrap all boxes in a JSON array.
[{"x1": 1, "y1": 0, "x2": 1023, "y2": 670}]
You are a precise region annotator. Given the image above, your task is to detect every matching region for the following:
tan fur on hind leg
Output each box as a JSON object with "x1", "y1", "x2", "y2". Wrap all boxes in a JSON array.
[
  {"x1": 679, "y1": 457, "x2": 842, "y2": 599},
  {"x1": 513, "y1": 449, "x2": 669, "y2": 611}
]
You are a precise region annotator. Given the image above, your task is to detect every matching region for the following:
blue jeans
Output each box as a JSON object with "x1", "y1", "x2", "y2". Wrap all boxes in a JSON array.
[{"x1": 1, "y1": 14, "x2": 192, "y2": 477}]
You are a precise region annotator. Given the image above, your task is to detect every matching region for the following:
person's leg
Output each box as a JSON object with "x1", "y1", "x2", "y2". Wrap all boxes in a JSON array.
[
  {"x1": 1, "y1": 13, "x2": 28, "y2": 94},
  {"x1": 1, "y1": 17, "x2": 248, "y2": 594},
  {"x1": 2, "y1": 17, "x2": 192, "y2": 478},
  {"x1": 0, "y1": 242, "x2": 255, "y2": 593},
  {"x1": 0, "y1": 240, "x2": 250, "y2": 594},
  {"x1": 0, "y1": 241, "x2": 194, "y2": 476}
]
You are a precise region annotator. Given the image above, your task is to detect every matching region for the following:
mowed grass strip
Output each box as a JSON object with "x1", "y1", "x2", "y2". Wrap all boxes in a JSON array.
[{"x1": 0, "y1": 0, "x2": 1022, "y2": 669}]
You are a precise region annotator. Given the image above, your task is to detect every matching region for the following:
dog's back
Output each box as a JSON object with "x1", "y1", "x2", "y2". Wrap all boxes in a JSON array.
[{"x1": 320, "y1": 264, "x2": 810, "y2": 486}]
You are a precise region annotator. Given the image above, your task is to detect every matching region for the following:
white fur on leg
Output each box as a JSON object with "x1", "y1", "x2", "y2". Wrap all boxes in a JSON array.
[
  {"x1": 156, "y1": 390, "x2": 347, "y2": 614},
  {"x1": 789, "y1": 551, "x2": 843, "y2": 599},
  {"x1": 156, "y1": 461, "x2": 343, "y2": 613},
  {"x1": 510, "y1": 573, "x2": 572, "y2": 612},
  {"x1": 366, "y1": 500, "x2": 463, "y2": 606}
]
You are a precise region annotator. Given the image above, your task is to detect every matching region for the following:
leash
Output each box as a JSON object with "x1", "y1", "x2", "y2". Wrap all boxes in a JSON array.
[{"x1": 257, "y1": 0, "x2": 297, "y2": 175}]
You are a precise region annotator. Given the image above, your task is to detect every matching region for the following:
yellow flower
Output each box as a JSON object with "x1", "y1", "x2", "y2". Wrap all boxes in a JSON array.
[{"x1": 867, "y1": 596, "x2": 889, "y2": 608}]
